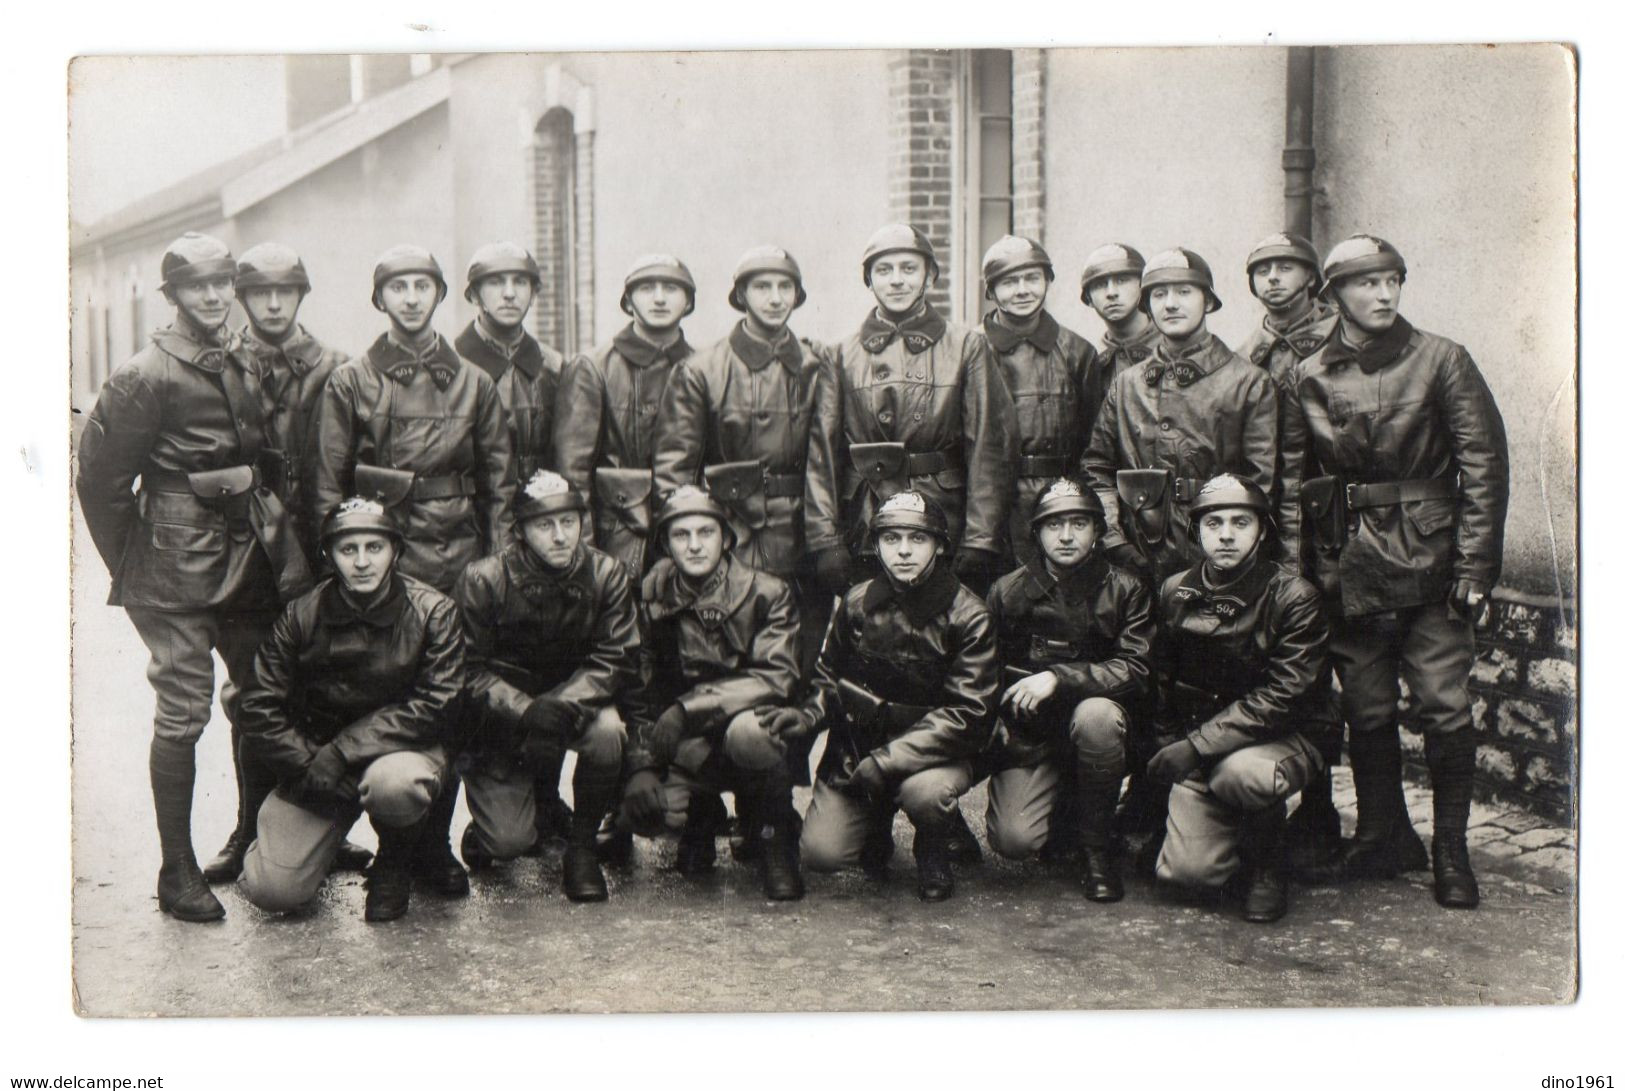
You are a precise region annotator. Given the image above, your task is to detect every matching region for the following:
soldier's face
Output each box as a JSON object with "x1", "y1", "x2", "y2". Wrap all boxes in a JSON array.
[
  {"x1": 380, "y1": 274, "x2": 441, "y2": 334},
  {"x1": 629, "y1": 279, "x2": 689, "y2": 332},
  {"x1": 1251, "y1": 259, "x2": 1317, "y2": 313},
  {"x1": 666, "y1": 514, "x2": 726, "y2": 581},
  {"x1": 1037, "y1": 514, "x2": 1098, "y2": 568},
  {"x1": 1334, "y1": 272, "x2": 1404, "y2": 333},
  {"x1": 330, "y1": 531, "x2": 396, "y2": 594},
  {"x1": 241, "y1": 285, "x2": 303, "y2": 339},
  {"x1": 521, "y1": 511, "x2": 582, "y2": 570},
  {"x1": 741, "y1": 273, "x2": 798, "y2": 332},
  {"x1": 1149, "y1": 283, "x2": 1210, "y2": 339},
  {"x1": 170, "y1": 275, "x2": 236, "y2": 332},
  {"x1": 868, "y1": 254, "x2": 932, "y2": 315},
  {"x1": 877, "y1": 529, "x2": 940, "y2": 584},
  {"x1": 1087, "y1": 273, "x2": 1141, "y2": 324},
  {"x1": 1198, "y1": 508, "x2": 1262, "y2": 572},
  {"x1": 474, "y1": 273, "x2": 536, "y2": 330},
  {"x1": 991, "y1": 267, "x2": 1050, "y2": 320}
]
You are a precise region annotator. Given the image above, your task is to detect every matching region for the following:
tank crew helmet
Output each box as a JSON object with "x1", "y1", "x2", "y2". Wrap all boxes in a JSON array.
[
  {"x1": 514, "y1": 469, "x2": 587, "y2": 525},
  {"x1": 1140, "y1": 248, "x2": 1222, "y2": 313},
  {"x1": 870, "y1": 490, "x2": 951, "y2": 549},
  {"x1": 654, "y1": 484, "x2": 736, "y2": 551},
  {"x1": 861, "y1": 223, "x2": 940, "y2": 287},
  {"x1": 1029, "y1": 477, "x2": 1106, "y2": 538},
  {"x1": 160, "y1": 232, "x2": 237, "y2": 293},
  {"x1": 235, "y1": 242, "x2": 310, "y2": 295},
  {"x1": 1244, "y1": 232, "x2": 1322, "y2": 298},
  {"x1": 464, "y1": 242, "x2": 541, "y2": 303},
  {"x1": 981, "y1": 235, "x2": 1054, "y2": 299},
  {"x1": 321, "y1": 497, "x2": 403, "y2": 552},
  {"x1": 729, "y1": 245, "x2": 807, "y2": 312},
  {"x1": 371, "y1": 244, "x2": 447, "y2": 310},
  {"x1": 1319, "y1": 234, "x2": 1407, "y2": 300},
  {"x1": 1187, "y1": 473, "x2": 1275, "y2": 543},
  {"x1": 1079, "y1": 243, "x2": 1146, "y2": 302},
  {"x1": 621, "y1": 253, "x2": 697, "y2": 317}
]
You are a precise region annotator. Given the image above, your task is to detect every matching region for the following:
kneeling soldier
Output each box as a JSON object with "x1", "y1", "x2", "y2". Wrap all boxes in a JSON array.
[
  {"x1": 620, "y1": 486, "x2": 805, "y2": 900},
  {"x1": 238, "y1": 500, "x2": 464, "y2": 922},
  {"x1": 453, "y1": 471, "x2": 641, "y2": 902},
  {"x1": 765, "y1": 491, "x2": 998, "y2": 901},
  {"x1": 1148, "y1": 475, "x2": 1338, "y2": 923},
  {"x1": 982, "y1": 479, "x2": 1153, "y2": 901}
]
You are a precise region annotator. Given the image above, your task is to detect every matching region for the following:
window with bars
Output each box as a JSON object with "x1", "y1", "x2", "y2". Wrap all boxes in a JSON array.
[{"x1": 957, "y1": 49, "x2": 1015, "y2": 320}]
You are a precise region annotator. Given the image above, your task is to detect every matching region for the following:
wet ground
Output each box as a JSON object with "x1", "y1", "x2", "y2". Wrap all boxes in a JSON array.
[{"x1": 70, "y1": 518, "x2": 1577, "y2": 1017}]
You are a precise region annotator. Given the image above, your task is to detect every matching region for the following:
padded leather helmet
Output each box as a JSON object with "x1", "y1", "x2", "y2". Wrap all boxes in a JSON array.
[
  {"x1": 1187, "y1": 473, "x2": 1274, "y2": 542},
  {"x1": 1319, "y1": 234, "x2": 1407, "y2": 300},
  {"x1": 514, "y1": 469, "x2": 587, "y2": 524},
  {"x1": 654, "y1": 484, "x2": 736, "y2": 551},
  {"x1": 464, "y1": 242, "x2": 541, "y2": 303},
  {"x1": 235, "y1": 242, "x2": 310, "y2": 294},
  {"x1": 861, "y1": 223, "x2": 939, "y2": 286},
  {"x1": 869, "y1": 490, "x2": 950, "y2": 548},
  {"x1": 371, "y1": 244, "x2": 447, "y2": 309},
  {"x1": 1244, "y1": 232, "x2": 1322, "y2": 298},
  {"x1": 1139, "y1": 248, "x2": 1222, "y2": 313},
  {"x1": 321, "y1": 497, "x2": 403, "y2": 551},
  {"x1": 729, "y1": 245, "x2": 807, "y2": 312},
  {"x1": 160, "y1": 232, "x2": 237, "y2": 292},
  {"x1": 981, "y1": 235, "x2": 1054, "y2": 299},
  {"x1": 1029, "y1": 477, "x2": 1106, "y2": 537},
  {"x1": 1079, "y1": 243, "x2": 1146, "y2": 302},
  {"x1": 621, "y1": 253, "x2": 697, "y2": 317}
]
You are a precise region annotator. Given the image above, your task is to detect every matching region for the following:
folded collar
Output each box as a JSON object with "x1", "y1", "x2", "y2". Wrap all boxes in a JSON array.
[
  {"x1": 649, "y1": 555, "x2": 752, "y2": 628},
  {"x1": 1169, "y1": 554, "x2": 1274, "y2": 619},
  {"x1": 1253, "y1": 302, "x2": 1338, "y2": 364},
  {"x1": 859, "y1": 301, "x2": 948, "y2": 355},
  {"x1": 614, "y1": 324, "x2": 692, "y2": 369},
  {"x1": 153, "y1": 319, "x2": 240, "y2": 374},
  {"x1": 320, "y1": 573, "x2": 407, "y2": 629},
  {"x1": 1143, "y1": 333, "x2": 1220, "y2": 388},
  {"x1": 730, "y1": 321, "x2": 803, "y2": 373},
  {"x1": 1020, "y1": 551, "x2": 1107, "y2": 601},
  {"x1": 369, "y1": 331, "x2": 462, "y2": 389},
  {"x1": 983, "y1": 309, "x2": 1060, "y2": 355},
  {"x1": 1324, "y1": 314, "x2": 1415, "y2": 375},
  {"x1": 863, "y1": 558, "x2": 960, "y2": 626},
  {"x1": 241, "y1": 324, "x2": 322, "y2": 378}
]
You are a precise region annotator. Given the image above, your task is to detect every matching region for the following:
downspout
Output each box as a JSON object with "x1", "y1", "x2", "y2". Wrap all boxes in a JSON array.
[{"x1": 1283, "y1": 47, "x2": 1317, "y2": 237}]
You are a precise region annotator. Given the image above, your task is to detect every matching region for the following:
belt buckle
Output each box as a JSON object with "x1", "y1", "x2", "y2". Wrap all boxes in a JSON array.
[{"x1": 1345, "y1": 482, "x2": 1359, "y2": 510}]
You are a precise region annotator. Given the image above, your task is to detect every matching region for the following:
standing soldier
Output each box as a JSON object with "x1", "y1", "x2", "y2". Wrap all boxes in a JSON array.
[
  {"x1": 555, "y1": 254, "x2": 697, "y2": 578},
  {"x1": 1281, "y1": 236, "x2": 1509, "y2": 908},
  {"x1": 1080, "y1": 247, "x2": 1278, "y2": 868},
  {"x1": 1079, "y1": 244, "x2": 1159, "y2": 385},
  {"x1": 763, "y1": 492, "x2": 999, "y2": 901},
  {"x1": 204, "y1": 241, "x2": 373, "y2": 886},
  {"x1": 1148, "y1": 475, "x2": 1338, "y2": 923},
  {"x1": 237, "y1": 499, "x2": 464, "y2": 923},
  {"x1": 621, "y1": 486, "x2": 805, "y2": 900},
  {"x1": 453, "y1": 471, "x2": 641, "y2": 902},
  {"x1": 453, "y1": 242, "x2": 573, "y2": 850},
  {"x1": 981, "y1": 479, "x2": 1154, "y2": 901},
  {"x1": 76, "y1": 232, "x2": 313, "y2": 921},
  {"x1": 820, "y1": 223, "x2": 1017, "y2": 600},
  {"x1": 313, "y1": 244, "x2": 514, "y2": 900},
  {"x1": 976, "y1": 235, "x2": 1105, "y2": 571}
]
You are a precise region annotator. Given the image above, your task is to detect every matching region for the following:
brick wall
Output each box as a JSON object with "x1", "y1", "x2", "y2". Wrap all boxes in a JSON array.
[
  {"x1": 571, "y1": 129, "x2": 595, "y2": 353},
  {"x1": 530, "y1": 109, "x2": 573, "y2": 353},
  {"x1": 1397, "y1": 589, "x2": 1577, "y2": 822},
  {"x1": 887, "y1": 50, "x2": 955, "y2": 312},
  {"x1": 1011, "y1": 49, "x2": 1046, "y2": 242}
]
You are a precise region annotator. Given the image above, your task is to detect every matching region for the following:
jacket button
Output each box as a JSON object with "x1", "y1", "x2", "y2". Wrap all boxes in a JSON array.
[
  {"x1": 875, "y1": 367, "x2": 889, "y2": 379},
  {"x1": 913, "y1": 412, "x2": 923, "y2": 421},
  {"x1": 879, "y1": 411, "x2": 892, "y2": 423},
  {"x1": 1159, "y1": 421, "x2": 1171, "y2": 431}
]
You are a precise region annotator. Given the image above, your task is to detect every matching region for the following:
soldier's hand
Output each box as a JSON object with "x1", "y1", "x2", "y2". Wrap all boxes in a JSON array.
[
  {"x1": 302, "y1": 743, "x2": 349, "y2": 796},
  {"x1": 1002, "y1": 671, "x2": 1060, "y2": 719},
  {"x1": 1147, "y1": 740, "x2": 1202, "y2": 785},
  {"x1": 813, "y1": 548, "x2": 855, "y2": 594},
  {"x1": 842, "y1": 756, "x2": 889, "y2": 804},
  {"x1": 518, "y1": 696, "x2": 575, "y2": 769},
  {"x1": 622, "y1": 770, "x2": 666, "y2": 828},
  {"x1": 1449, "y1": 577, "x2": 1490, "y2": 626},
  {"x1": 758, "y1": 706, "x2": 813, "y2": 741},
  {"x1": 648, "y1": 704, "x2": 688, "y2": 766}
]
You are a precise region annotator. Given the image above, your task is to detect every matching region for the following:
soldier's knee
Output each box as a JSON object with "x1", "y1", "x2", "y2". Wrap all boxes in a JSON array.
[
  {"x1": 723, "y1": 711, "x2": 786, "y2": 772},
  {"x1": 986, "y1": 813, "x2": 1044, "y2": 861},
  {"x1": 797, "y1": 824, "x2": 852, "y2": 873},
  {"x1": 574, "y1": 707, "x2": 626, "y2": 769},
  {"x1": 1069, "y1": 698, "x2": 1128, "y2": 763},
  {"x1": 1208, "y1": 745, "x2": 1316, "y2": 812},
  {"x1": 240, "y1": 850, "x2": 323, "y2": 913},
  {"x1": 475, "y1": 818, "x2": 538, "y2": 860},
  {"x1": 896, "y1": 770, "x2": 960, "y2": 828},
  {"x1": 358, "y1": 753, "x2": 440, "y2": 828}
]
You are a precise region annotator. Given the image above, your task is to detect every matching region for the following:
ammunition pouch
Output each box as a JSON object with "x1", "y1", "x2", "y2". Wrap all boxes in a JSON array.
[
  {"x1": 1028, "y1": 635, "x2": 1082, "y2": 664},
  {"x1": 1301, "y1": 474, "x2": 1350, "y2": 552},
  {"x1": 353, "y1": 464, "x2": 417, "y2": 507},
  {"x1": 593, "y1": 467, "x2": 655, "y2": 536},
  {"x1": 836, "y1": 676, "x2": 931, "y2": 738},
  {"x1": 1116, "y1": 469, "x2": 1172, "y2": 547},
  {"x1": 850, "y1": 442, "x2": 910, "y2": 501}
]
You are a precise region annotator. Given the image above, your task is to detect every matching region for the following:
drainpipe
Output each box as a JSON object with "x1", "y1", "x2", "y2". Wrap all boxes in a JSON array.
[{"x1": 1283, "y1": 47, "x2": 1317, "y2": 238}]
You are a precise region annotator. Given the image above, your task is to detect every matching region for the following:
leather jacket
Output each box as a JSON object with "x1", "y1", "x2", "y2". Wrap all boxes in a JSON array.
[
  {"x1": 454, "y1": 540, "x2": 641, "y2": 757},
  {"x1": 1152, "y1": 556, "x2": 1338, "y2": 762},
  {"x1": 1279, "y1": 316, "x2": 1510, "y2": 617},
  {"x1": 238, "y1": 572, "x2": 464, "y2": 790},
  {"x1": 76, "y1": 317, "x2": 312, "y2": 611},
  {"x1": 312, "y1": 331, "x2": 514, "y2": 594},
  {"x1": 1081, "y1": 331, "x2": 1278, "y2": 584},
  {"x1": 985, "y1": 552, "x2": 1153, "y2": 766},
  {"x1": 1238, "y1": 301, "x2": 1339, "y2": 392},
  {"x1": 653, "y1": 322, "x2": 838, "y2": 579},
  {"x1": 1096, "y1": 320, "x2": 1160, "y2": 386},
  {"x1": 627, "y1": 555, "x2": 801, "y2": 774},
  {"x1": 802, "y1": 562, "x2": 998, "y2": 787},
  {"x1": 978, "y1": 309, "x2": 1106, "y2": 568},
  {"x1": 827, "y1": 302, "x2": 1018, "y2": 557},
  {"x1": 553, "y1": 324, "x2": 693, "y2": 574},
  {"x1": 453, "y1": 321, "x2": 565, "y2": 484}
]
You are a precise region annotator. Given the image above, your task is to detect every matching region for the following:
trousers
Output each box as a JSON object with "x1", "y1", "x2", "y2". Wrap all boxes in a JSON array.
[
  {"x1": 799, "y1": 761, "x2": 975, "y2": 872},
  {"x1": 1332, "y1": 600, "x2": 1475, "y2": 736},
  {"x1": 620, "y1": 709, "x2": 788, "y2": 835},
  {"x1": 126, "y1": 606, "x2": 278, "y2": 743},
  {"x1": 984, "y1": 697, "x2": 1128, "y2": 859}
]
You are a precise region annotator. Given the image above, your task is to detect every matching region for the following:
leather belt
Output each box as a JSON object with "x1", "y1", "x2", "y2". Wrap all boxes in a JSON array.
[
  {"x1": 411, "y1": 472, "x2": 477, "y2": 500},
  {"x1": 762, "y1": 472, "x2": 803, "y2": 498},
  {"x1": 142, "y1": 466, "x2": 259, "y2": 494},
  {"x1": 905, "y1": 450, "x2": 962, "y2": 476},
  {"x1": 1171, "y1": 477, "x2": 1203, "y2": 504},
  {"x1": 1017, "y1": 454, "x2": 1068, "y2": 477},
  {"x1": 1346, "y1": 477, "x2": 1457, "y2": 510}
]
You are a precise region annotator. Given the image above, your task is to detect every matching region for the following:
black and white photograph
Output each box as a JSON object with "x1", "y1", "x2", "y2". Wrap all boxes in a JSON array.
[{"x1": 11, "y1": 4, "x2": 1612, "y2": 1086}]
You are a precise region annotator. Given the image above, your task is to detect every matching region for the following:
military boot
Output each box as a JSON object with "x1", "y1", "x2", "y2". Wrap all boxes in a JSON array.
[
  {"x1": 748, "y1": 774, "x2": 804, "y2": 901},
  {"x1": 1284, "y1": 766, "x2": 1345, "y2": 881},
  {"x1": 364, "y1": 822, "x2": 417, "y2": 923},
  {"x1": 460, "y1": 822, "x2": 498, "y2": 872},
  {"x1": 411, "y1": 776, "x2": 470, "y2": 897},
  {"x1": 203, "y1": 727, "x2": 276, "y2": 883},
  {"x1": 676, "y1": 791, "x2": 724, "y2": 877},
  {"x1": 524, "y1": 751, "x2": 573, "y2": 856},
  {"x1": 1335, "y1": 727, "x2": 1428, "y2": 880},
  {"x1": 332, "y1": 839, "x2": 375, "y2": 872},
  {"x1": 1426, "y1": 730, "x2": 1481, "y2": 909},
  {"x1": 150, "y1": 738, "x2": 225, "y2": 922},
  {"x1": 860, "y1": 805, "x2": 898, "y2": 881},
  {"x1": 1075, "y1": 761, "x2": 1125, "y2": 903},
  {"x1": 1240, "y1": 803, "x2": 1290, "y2": 923},
  {"x1": 563, "y1": 765, "x2": 617, "y2": 902},
  {"x1": 913, "y1": 825, "x2": 955, "y2": 902},
  {"x1": 944, "y1": 807, "x2": 984, "y2": 865}
]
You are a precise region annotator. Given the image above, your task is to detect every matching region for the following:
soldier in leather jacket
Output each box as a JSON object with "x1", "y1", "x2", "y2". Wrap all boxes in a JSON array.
[
  {"x1": 764, "y1": 491, "x2": 999, "y2": 902},
  {"x1": 975, "y1": 237, "x2": 1106, "y2": 572},
  {"x1": 1148, "y1": 476, "x2": 1337, "y2": 924},
  {"x1": 1079, "y1": 243, "x2": 1160, "y2": 386},
  {"x1": 621, "y1": 487, "x2": 805, "y2": 901},
  {"x1": 76, "y1": 232, "x2": 313, "y2": 923},
  {"x1": 982, "y1": 479, "x2": 1153, "y2": 902},
  {"x1": 237, "y1": 499, "x2": 464, "y2": 923},
  {"x1": 1279, "y1": 236, "x2": 1510, "y2": 910},
  {"x1": 813, "y1": 223, "x2": 1018, "y2": 599},
  {"x1": 453, "y1": 471, "x2": 642, "y2": 903}
]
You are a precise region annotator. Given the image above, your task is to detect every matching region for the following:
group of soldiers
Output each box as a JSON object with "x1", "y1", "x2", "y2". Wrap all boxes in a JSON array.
[{"x1": 76, "y1": 218, "x2": 1509, "y2": 929}]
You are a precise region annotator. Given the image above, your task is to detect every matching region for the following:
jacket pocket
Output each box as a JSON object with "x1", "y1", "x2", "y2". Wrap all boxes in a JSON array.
[
  {"x1": 150, "y1": 521, "x2": 225, "y2": 553},
  {"x1": 1404, "y1": 498, "x2": 1456, "y2": 538}
]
